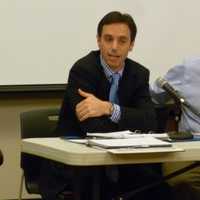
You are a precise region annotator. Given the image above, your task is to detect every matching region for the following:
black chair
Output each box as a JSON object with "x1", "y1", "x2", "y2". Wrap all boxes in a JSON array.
[{"x1": 19, "y1": 107, "x2": 73, "y2": 200}]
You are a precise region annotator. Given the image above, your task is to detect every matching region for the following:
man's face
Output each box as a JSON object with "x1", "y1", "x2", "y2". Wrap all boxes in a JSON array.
[{"x1": 97, "y1": 23, "x2": 134, "y2": 71}]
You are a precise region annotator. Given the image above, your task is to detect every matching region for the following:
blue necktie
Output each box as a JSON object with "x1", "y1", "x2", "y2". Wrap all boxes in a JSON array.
[
  {"x1": 107, "y1": 73, "x2": 120, "y2": 183},
  {"x1": 109, "y1": 73, "x2": 120, "y2": 104}
]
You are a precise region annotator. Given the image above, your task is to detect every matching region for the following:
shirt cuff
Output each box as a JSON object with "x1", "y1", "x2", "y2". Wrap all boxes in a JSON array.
[{"x1": 110, "y1": 104, "x2": 121, "y2": 123}]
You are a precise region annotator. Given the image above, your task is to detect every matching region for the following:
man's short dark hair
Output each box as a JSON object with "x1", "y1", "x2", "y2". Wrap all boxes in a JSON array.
[{"x1": 97, "y1": 11, "x2": 137, "y2": 42}]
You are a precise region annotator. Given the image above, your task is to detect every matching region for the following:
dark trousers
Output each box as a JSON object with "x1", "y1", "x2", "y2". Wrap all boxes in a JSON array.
[
  {"x1": 39, "y1": 160, "x2": 104, "y2": 200},
  {"x1": 38, "y1": 160, "x2": 173, "y2": 200},
  {"x1": 104, "y1": 164, "x2": 173, "y2": 200}
]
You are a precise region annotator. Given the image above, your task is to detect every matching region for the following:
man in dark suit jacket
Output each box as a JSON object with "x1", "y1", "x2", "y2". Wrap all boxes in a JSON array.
[
  {"x1": 56, "y1": 50, "x2": 156, "y2": 136},
  {"x1": 39, "y1": 11, "x2": 172, "y2": 200}
]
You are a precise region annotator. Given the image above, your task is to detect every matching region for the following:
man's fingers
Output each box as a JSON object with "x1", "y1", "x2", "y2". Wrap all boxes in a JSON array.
[
  {"x1": 79, "y1": 113, "x2": 90, "y2": 121},
  {"x1": 77, "y1": 110, "x2": 88, "y2": 121},
  {"x1": 78, "y1": 89, "x2": 93, "y2": 98},
  {"x1": 76, "y1": 101, "x2": 90, "y2": 121},
  {"x1": 76, "y1": 108, "x2": 92, "y2": 121},
  {"x1": 76, "y1": 99, "x2": 88, "y2": 112}
]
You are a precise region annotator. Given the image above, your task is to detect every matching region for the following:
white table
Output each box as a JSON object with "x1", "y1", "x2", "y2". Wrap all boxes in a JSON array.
[
  {"x1": 22, "y1": 137, "x2": 200, "y2": 166},
  {"x1": 21, "y1": 138, "x2": 200, "y2": 199}
]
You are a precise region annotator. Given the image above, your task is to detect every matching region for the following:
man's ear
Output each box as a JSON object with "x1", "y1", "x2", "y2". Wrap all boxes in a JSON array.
[
  {"x1": 129, "y1": 41, "x2": 134, "y2": 51},
  {"x1": 96, "y1": 35, "x2": 101, "y2": 48}
]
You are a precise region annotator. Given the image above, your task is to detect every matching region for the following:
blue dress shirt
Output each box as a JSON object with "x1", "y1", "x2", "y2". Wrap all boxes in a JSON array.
[{"x1": 100, "y1": 55, "x2": 123, "y2": 123}]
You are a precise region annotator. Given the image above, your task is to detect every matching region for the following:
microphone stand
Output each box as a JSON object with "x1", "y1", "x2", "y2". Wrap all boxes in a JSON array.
[{"x1": 167, "y1": 96, "x2": 196, "y2": 140}]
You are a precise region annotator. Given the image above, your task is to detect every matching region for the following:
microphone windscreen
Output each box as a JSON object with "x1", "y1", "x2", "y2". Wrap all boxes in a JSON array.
[{"x1": 156, "y1": 77, "x2": 167, "y2": 88}]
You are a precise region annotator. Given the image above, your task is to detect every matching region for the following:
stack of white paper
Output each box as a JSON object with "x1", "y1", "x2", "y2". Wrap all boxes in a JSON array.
[
  {"x1": 87, "y1": 137, "x2": 172, "y2": 149},
  {"x1": 87, "y1": 131, "x2": 169, "y2": 140}
]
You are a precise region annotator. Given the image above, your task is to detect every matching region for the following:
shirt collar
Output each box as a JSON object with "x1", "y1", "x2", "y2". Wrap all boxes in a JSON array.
[{"x1": 100, "y1": 54, "x2": 124, "y2": 82}]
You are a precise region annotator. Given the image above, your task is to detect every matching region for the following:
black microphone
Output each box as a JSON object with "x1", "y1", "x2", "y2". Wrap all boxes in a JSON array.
[
  {"x1": 156, "y1": 77, "x2": 200, "y2": 118},
  {"x1": 156, "y1": 77, "x2": 185, "y2": 104}
]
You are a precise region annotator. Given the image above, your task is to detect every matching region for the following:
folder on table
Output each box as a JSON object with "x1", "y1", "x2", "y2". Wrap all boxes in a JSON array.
[{"x1": 87, "y1": 137, "x2": 172, "y2": 149}]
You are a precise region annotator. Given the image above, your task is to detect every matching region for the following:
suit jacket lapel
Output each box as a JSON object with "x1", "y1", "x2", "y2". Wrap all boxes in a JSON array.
[
  {"x1": 95, "y1": 63, "x2": 111, "y2": 101},
  {"x1": 118, "y1": 65, "x2": 137, "y2": 105}
]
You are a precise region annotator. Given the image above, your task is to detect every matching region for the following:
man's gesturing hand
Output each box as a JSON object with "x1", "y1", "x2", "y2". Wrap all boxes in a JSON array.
[{"x1": 76, "y1": 89, "x2": 112, "y2": 121}]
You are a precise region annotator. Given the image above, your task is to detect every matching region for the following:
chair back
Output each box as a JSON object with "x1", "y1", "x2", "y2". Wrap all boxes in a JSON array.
[
  {"x1": 20, "y1": 107, "x2": 59, "y2": 139},
  {"x1": 154, "y1": 103, "x2": 181, "y2": 132},
  {"x1": 20, "y1": 107, "x2": 60, "y2": 194}
]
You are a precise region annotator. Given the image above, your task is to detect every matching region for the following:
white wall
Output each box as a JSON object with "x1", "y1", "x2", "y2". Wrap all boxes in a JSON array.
[{"x1": 0, "y1": 0, "x2": 200, "y2": 86}]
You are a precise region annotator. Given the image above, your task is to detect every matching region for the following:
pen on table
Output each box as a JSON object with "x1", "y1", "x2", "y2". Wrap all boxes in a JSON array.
[{"x1": 60, "y1": 136, "x2": 83, "y2": 140}]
